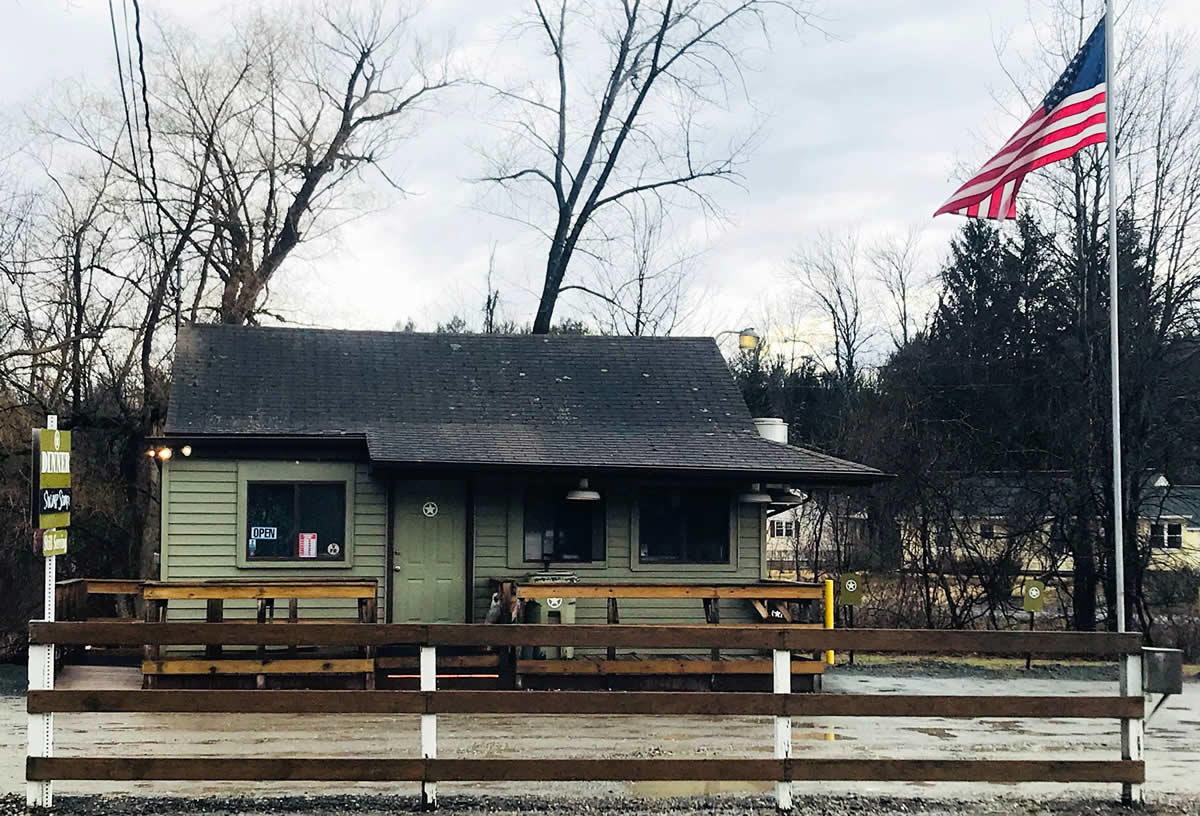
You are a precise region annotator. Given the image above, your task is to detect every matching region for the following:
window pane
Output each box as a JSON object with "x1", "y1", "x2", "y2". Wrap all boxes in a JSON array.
[
  {"x1": 684, "y1": 490, "x2": 729, "y2": 562},
  {"x1": 640, "y1": 488, "x2": 728, "y2": 563},
  {"x1": 247, "y1": 483, "x2": 295, "y2": 559},
  {"x1": 297, "y1": 483, "x2": 346, "y2": 560},
  {"x1": 555, "y1": 501, "x2": 594, "y2": 561},
  {"x1": 1167, "y1": 523, "x2": 1183, "y2": 549},
  {"x1": 524, "y1": 486, "x2": 603, "y2": 563}
]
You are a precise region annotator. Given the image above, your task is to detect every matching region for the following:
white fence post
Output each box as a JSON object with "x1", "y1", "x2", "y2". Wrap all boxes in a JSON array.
[
  {"x1": 1120, "y1": 651, "x2": 1144, "y2": 805},
  {"x1": 26, "y1": 629, "x2": 54, "y2": 808},
  {"x1": 773, "y1": 648, "x2": 792, "y2": 812},
  {"x1": 420, "y1": 645, "x2": 438, "y2": 810}
]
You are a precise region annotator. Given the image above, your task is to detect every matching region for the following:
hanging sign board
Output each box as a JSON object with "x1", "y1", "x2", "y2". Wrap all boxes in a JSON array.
[
  {"x1": 31, "y1": 427, "x2": 71, "y2": 530},
  {"x1": 1022, "y1": 580, "x2": 1046, "y2": 613},
  {"x1": 42, "y1": 529, "x2": 68, "y2": 557},
  {"x1": 840, "y1": 573, "x2": 864, "y2": 606}
]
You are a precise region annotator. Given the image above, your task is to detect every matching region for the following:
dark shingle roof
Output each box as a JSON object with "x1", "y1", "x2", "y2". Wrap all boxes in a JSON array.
[
  {"x1": 166, "y1": 325, "x2": 882, "y2": 482},
  {"x1": 1142, "y1": 486, "x2": 1200, "y2": 526}
]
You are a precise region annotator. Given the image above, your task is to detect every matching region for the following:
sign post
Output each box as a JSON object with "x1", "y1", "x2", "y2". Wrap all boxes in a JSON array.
[
  {"x1": 28, "y1": 414, "x2": 70, "y2": 808},
  {"x1": 840, "y1": 573, "x2": 864, "y2": 665},
  {"x1": 1021, "y1": 580, "x2": 1046, "y2": 671}
]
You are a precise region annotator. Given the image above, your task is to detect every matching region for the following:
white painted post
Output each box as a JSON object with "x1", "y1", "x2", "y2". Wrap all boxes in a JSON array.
[
  {"x1": 27, "y1": 636, "x2": 54, "y2": 807},
  {"x1": 27, "y1": 413, "x2": 58, "y2": 807},
  {"x1": 773, "y1": 648, "x2": 792, "y2": 812},
  {"x1": 420, "y1": 645, "x2": 437, "y2": 810},
  {"x1": 1120, "y1": 652, "x2": 1144, "y2": 805}
]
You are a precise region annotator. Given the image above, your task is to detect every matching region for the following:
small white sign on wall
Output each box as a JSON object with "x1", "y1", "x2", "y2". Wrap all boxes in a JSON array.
[
  {"x1": 298, "y1": 532, "x2": 317, "y2": 558},
  {"x1": 251, "y1": 526, "x2": 277, "y2": 540}
]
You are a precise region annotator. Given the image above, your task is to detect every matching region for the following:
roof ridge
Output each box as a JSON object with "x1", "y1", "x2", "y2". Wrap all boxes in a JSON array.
[{"x1": 186, "y1": 323, "x2": 719, "y2": 342}]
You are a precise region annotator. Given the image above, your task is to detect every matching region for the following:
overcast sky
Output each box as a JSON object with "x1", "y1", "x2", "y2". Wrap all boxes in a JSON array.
[{"x1": 3, "y1": 1, "x2": 1197, "y2": 358}]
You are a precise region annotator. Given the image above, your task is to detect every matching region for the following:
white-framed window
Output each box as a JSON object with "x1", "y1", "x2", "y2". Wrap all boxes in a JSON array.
[
  {"x1": 1150, "y1": 522, "x2": 1183, "y2": 549},
  {"x1": 769, "y1": 519, "x2": 794, "y2": 538}
]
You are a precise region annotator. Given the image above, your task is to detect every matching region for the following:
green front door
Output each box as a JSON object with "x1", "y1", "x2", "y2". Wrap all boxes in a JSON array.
[{"x1": 391, "y1": 480, "x2": 468, "y2": 623}]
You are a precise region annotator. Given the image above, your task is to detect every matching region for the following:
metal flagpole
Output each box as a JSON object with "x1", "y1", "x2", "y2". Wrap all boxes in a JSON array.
[
  {"x1": 1104, "y1": 0, "x2": 1125, "y2": 635},
  {"x1": 1107, "y1": 7, "x2": 1143, "y2": 804}
]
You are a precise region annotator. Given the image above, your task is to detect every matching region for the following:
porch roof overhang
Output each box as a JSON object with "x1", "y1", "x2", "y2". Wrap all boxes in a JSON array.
[{"x1": 152, "y1": 429, "x2": 888, "y2": 487}]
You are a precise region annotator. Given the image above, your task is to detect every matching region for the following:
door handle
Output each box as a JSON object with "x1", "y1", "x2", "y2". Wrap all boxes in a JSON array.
[{"x1": 393, "y1": 566, "x2": 402, "y2": 572}]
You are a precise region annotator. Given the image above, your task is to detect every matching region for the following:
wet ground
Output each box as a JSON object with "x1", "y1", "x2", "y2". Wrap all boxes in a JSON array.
[{"x1": 0, "y1": 662, "x2": 1196, "y2": 812}]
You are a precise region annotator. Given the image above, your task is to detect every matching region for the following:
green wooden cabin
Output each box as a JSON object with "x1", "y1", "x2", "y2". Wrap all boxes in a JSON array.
[{"x1": 156, "y1": 326, "x2": 882, "y2": 625}]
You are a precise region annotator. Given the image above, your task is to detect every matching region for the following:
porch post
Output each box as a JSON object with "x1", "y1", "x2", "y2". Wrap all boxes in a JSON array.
[
  {"x1": 823, "y1": 579, "x2": 835, "y2": 665},
  {"x1": 773, "y1": 648, "x2": 792, "y2": 811},
  {"x1": 420, "y1": 645, "x2": 438, "y2": 810}
]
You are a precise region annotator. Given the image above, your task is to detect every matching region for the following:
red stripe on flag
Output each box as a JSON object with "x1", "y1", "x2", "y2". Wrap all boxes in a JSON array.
[{"x1": 935, "y1": 85, "x2": 1107, "y2": 220}]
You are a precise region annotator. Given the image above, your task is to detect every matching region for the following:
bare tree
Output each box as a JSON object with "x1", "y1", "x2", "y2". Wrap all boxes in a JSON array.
[
  {"x1": 573, "y1": 198, "x2": 702, "y2": 335},
  {"x1": 871, "y1": 228, "x2": 927, "y2": 349},
  {"x1": 51, "y1": 3, "x2": 457, "y2": 328},
  {"x1": 479, "y1": 0, "x2": 810, "y2": 333},
  {"x1": 791, "y1": 230, "x2": 873, "y2": 384}
]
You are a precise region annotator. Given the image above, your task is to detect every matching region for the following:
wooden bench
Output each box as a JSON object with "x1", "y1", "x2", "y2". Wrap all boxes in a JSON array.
[{"x1": 140, "y1": 579, "x2": 379, "y2": 689}]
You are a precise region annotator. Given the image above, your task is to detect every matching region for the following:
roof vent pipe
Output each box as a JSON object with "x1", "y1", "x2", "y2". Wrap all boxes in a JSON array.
[{"x1": 753, "y1": 417, "x2": 788, "y2": 444}]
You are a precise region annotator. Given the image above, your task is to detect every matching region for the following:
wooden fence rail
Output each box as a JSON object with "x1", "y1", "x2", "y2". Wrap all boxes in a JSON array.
[
  {"x1": 25, "y1": 621, "x2": 1146, "y2": 812},
  {"x1": 28, "y1": 621, "x2": 1143, "y2": 655}
]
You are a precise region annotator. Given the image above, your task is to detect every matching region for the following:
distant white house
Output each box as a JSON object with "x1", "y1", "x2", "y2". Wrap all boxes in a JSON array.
[{"x1": 765, "y1": 500, "x2": 870, "y2": 579}]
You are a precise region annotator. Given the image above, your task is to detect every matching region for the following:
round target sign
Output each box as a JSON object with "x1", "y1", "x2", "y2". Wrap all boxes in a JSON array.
[
  {"x1": 546, "y1": 597, "x2": 563, "y2": 610},
  {"x1": 422, "y1": 501, "x2": 439, "y2": 518},
  {"x1": 326, "y1": 542, "x2": 341, "y2": 556}
]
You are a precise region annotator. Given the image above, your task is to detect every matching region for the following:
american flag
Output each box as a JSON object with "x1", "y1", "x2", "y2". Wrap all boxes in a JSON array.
[{"x1": 936, "y1": 17, "x2": 1107, "y2": 220}]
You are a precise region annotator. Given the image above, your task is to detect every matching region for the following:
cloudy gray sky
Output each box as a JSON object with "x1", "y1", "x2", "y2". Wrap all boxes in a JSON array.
[{"x1": 3, "y1": 0, "x2": 1197, "y2": 357}]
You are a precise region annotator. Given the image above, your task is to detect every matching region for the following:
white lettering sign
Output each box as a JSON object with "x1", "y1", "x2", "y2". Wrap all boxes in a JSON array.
[
  {"x1": 250, "y1": 526, "x2": 277, "y2": 540},
  {"x1": 40, "y1": 451, "x2": 70, "y2": 474}
]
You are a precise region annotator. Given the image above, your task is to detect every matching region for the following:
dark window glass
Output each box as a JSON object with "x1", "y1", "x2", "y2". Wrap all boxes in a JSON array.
[
  {"x1": 1167, "y1": 523, "x2": 1183, "y2": 549},
  {"x1": 638, "y1": 488, "x2": 730, "y2": 564},
  {"x1": 979, "y1": 522, "x2": 995, "y2": 540},
  {"x1": 246, "y1": 482, "x2": 346, "y2": 561},
  {"x1": 523, "y1": 486, "x2": 604, "y2": 563}
]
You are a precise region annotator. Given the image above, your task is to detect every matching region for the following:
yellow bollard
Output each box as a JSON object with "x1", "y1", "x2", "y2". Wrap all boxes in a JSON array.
[{"x1": 823, "y1": 579, "x2": 835, "y2": 665}]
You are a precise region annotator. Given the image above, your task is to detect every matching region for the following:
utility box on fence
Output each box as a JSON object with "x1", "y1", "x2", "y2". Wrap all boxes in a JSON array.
[
  {"x1": 526, "y1": 572, "x2": 578, "y2": 659},
  {"x1": 1143, "y1": 647, "x2": 1184, "y2": 695}
]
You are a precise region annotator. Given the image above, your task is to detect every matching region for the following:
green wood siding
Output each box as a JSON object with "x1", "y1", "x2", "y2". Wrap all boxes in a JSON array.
[
  {"x1": 471, "y1": 481, "x2": 765, "y2": 626},
  {"x1": 161, "y1": 462, "x2": 768, "y2": 629},
  {"x1": 161, "y1": 459, "x2": 387, "y2": 621}
]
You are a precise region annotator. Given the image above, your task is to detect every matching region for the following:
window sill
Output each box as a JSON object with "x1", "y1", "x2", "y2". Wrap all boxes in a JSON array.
[{"x1": 238, "y1": 558, "x2": 355, "y2": 570}]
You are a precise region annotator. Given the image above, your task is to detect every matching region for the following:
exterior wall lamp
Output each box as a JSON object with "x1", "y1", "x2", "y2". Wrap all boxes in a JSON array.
[
  {"x1": 737, "y1": 482, "x2": 773, "y2": 504},
  {"x1": 565, "y1": 478, "x2": 601, "y2": 501},
  {"x1": 145, "y1": 445, "x2": 191, "y2": 461}
]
